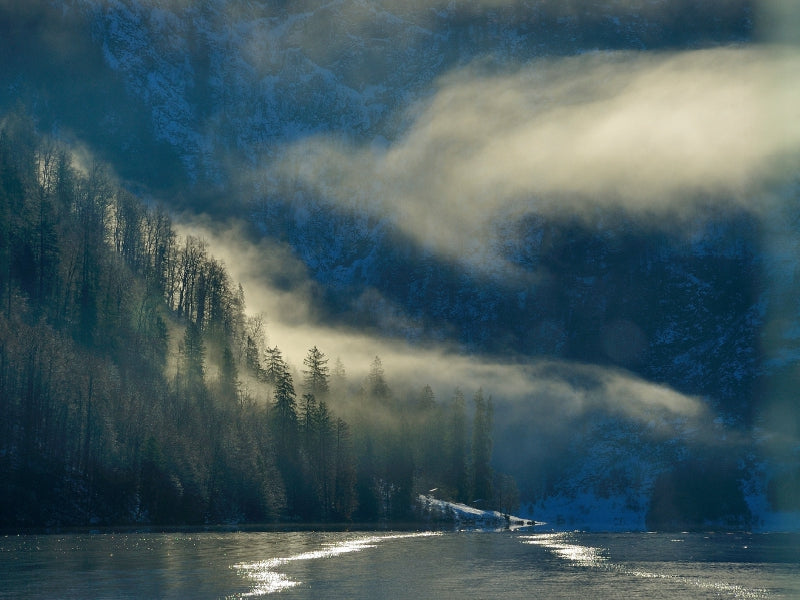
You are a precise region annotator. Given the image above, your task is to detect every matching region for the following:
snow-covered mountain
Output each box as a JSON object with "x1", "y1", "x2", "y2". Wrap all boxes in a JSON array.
[
  {"x1": 3, "y1": 0, "x2": 799, "y2": 530},
  {"x1": 34, "y1": 0, "x2": 754, "y2": 187}
]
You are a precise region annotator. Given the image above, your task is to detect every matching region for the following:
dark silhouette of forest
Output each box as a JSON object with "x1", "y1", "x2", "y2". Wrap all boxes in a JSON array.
[{"x1": 0, "y1": 110, "x2": 517, "y2": 529}]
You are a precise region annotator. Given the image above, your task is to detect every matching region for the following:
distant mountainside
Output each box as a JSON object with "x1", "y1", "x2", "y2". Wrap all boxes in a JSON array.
[
  {"x1": 2, "y1": 0, "x2": 799, "y2": 530},
  {"x1": 1, "y1": 1, "x2": 755, "y2": 192}
]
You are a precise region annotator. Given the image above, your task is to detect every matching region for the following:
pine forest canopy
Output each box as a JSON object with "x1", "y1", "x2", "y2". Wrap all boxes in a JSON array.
[{"x1": 0, "y1": 111, "x2": 515, "y2": 528}]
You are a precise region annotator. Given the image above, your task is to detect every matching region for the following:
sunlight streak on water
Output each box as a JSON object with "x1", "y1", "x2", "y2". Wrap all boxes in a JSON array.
[
  {"x1": 522, "y1": 533, "x2": 607, "y2": 567},
  {"x1": 232, "y1": 532, "x2": 440, "y2": 597},
  {"x1": 2, "y1": 531, "x2": 795, "y2": 599},
  {"x1": 520, "y1": 533, "x2": 772, "y2": 599}
]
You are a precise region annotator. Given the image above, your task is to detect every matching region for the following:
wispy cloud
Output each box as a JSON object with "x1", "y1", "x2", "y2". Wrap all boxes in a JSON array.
[
  {"x1": 182, "y1": 41, "x2": 797, "y2": 430},
  {"x1": 169, "y1": 3, "x2": 798, "y2": 451},
  {"x1": 271, "y1": 45, "x2": 800, "y2": 264},
  {"x1": 178, "y1": 218, "x2": 708, "y2": 431}
]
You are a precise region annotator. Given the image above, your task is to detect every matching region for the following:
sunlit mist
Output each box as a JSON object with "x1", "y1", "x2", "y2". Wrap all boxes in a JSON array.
[{"x1": 269, "y1": 45, "x2": 800, "y2": 266}]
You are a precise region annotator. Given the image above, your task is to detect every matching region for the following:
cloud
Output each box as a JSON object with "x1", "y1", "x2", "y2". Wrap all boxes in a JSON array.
[
  {"x1": 271, "y1": 45, "x2": 800, "y2": 263},
  {"x1": 167, "y1": 4, "x2": 789, "y2": 454},
  {"x1": 176, "y1": 217, "x2": 708, "y2": 430}
]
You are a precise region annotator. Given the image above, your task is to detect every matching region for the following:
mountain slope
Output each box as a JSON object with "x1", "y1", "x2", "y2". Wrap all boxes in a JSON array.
[{"x1": 2, "y1": 0, "x2": 799, "y2": 530}]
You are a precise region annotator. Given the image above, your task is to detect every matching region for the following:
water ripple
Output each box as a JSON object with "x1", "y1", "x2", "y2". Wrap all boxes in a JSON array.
[
  {"x1": 232, "y1": 532, "x2": 439, "y2": 597},
  {"x1": 520, "y1": 533, "x2": 772, "y2": 599}
]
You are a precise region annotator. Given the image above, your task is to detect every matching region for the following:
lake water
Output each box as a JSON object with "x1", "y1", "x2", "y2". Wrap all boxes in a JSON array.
[{"x1": 1, "y1": 529, "x2": 798, "y2": 599}]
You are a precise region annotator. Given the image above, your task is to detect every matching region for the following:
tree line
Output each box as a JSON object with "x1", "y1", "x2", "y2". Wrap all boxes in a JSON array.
[{"x1": 0, "y1": 109, "x2": 518, "y2": 528}]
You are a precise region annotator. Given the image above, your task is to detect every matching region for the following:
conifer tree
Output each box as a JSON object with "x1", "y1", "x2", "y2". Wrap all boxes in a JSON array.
[
  {"x1": 414, "y1": 384, "x2": 444, "y2": 493},
  {"x1": 263, "y1": 345, "x2": 285, "y2": 385},
  {"x1": 181, "y1": 321, "x2": 206, "y2": 391},
  {"x1": 271, "y1": 350, "x2": 297, "y2": 442},
  {"x1": 367, "y1": 355, "x2": 390, "y2": 400},
  {"x1": 300, "y1": 392, "x2": 317, "y2": 441},
  {"x1": 471, "y1": 388, "x2": 493, "y2": 506},
  {"x1": 312, "y1": 399, "x2": 333, "y2": 518},
  {"x1": 419, "y1": 384, "x2": 436, "y2": 410},
  {"x1": 302, "y1": 345, "x2": 330, "y2": 397},
  {"x1": 333, "y1": 417, "x2": 357, "y2": 520},
  {"x1": 218, "y1": 344, "x2": 239, "y2": 403},
  {"x1": 447, "y1": 389, "x2": 470, "y2": 502},
  {"x1": 330, "y1": 356, "x2": 347, "y2": 398},
  {"x1": 245, "y1": 335, "x2": 263, "y2": 379}
]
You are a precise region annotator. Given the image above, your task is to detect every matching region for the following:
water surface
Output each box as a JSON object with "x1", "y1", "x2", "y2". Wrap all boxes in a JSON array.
[{"x1": 1, "y1": 530, "x2": 798, "y2": 598}]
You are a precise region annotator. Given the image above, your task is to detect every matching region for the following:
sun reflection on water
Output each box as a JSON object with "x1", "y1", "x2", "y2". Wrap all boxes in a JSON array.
[
  {"x1": 519, "y1": 533, "x2": 771, "y2": 599},
  {"x1": 232, "y1": 532, "x2": 439, "y2": 596},
  {"x1": 521, "y1": 533, "x2": 607, "y2": 567}
]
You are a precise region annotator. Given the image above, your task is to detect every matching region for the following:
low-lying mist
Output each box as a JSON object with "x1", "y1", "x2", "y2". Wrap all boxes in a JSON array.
[
  {"x1": 177, "y1": 36, "x2": 800, "y2": 480},
  {"x1": 267, "y1": 45, "x2": 800, "y2": 269},
  {"x1": 180, "y1": 218, "x2": 717, "y2": 426}
]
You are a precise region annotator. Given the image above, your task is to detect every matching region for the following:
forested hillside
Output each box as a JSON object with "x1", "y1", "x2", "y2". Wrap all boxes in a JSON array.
[
  {"x1": 2, "y1": 0, "x2": 799, "y2": 533},
  {"x1": 0, "y1": 112, "x2": 513, "y2": 528}
]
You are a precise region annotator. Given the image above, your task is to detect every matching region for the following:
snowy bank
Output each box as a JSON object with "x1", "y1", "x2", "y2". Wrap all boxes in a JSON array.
[{"x1": 416, "y1": 495, "x2": 536, "y2": 531}]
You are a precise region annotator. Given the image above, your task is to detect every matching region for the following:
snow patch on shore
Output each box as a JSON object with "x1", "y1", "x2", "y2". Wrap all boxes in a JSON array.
[{"x1": 417, "y1": 495, "x2": 536, "y2": 531}]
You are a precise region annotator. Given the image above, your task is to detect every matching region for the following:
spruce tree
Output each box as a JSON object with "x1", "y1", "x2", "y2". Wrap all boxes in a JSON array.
[
  {"x1": 263, "y1": 345, "x2": 284, "y2": 386},
  {"x1": 302, "y1": 345, "x2": 330, "y2": 397},
  {"x1": 333, "y1": 417, "x2": 357, "y2": 520},
  {"x1": 447, "y1": 389, "x2": 470, "y2": 502},
  {"x1": 472, "y1": 388, "x2": 493, "y2": 506},
  {"x1": 271, "y1": 351, "x2": 297, "y2": 443},
  {"x1": 367, "y1": 355, "x2": 390, "y2": 400}
]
